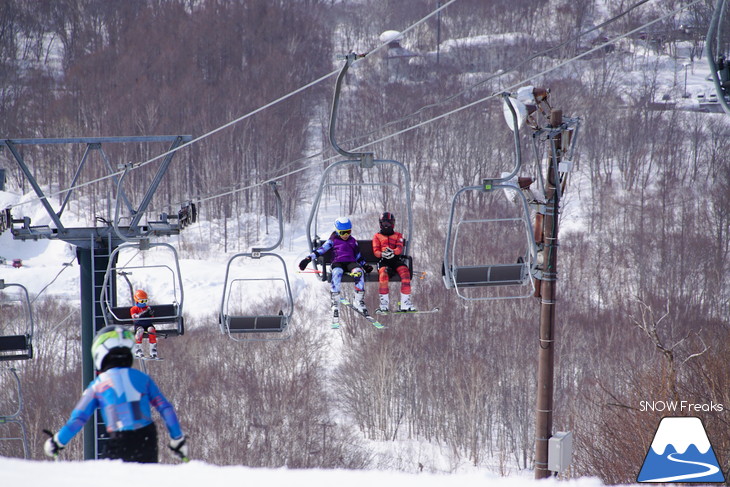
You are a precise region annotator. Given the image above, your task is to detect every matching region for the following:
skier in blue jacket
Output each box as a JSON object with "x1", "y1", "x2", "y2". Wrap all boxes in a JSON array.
[
  {"x1": 43, "y1": 325, "x2": 188, "y2": 463},
  {"x1": 299, "y1": 217, "x2": 373, "y2": 319}
]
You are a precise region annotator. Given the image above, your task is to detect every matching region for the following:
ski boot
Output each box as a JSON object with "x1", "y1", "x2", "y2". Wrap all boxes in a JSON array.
[
  {"x1": 398, "y1": 292, "x2": 417, "y2": 312},
  {"x1": 149, "y1": 343, "x2": 158, "y2": 359},
  {"x1": 331, "y1": 292, "x2": 341, "y2": 329},
  {"x1": 376, "y1": 293, "x2": 390, "y2": 314},
  {"x1": 353, "y1": 290, "x2": 369, "y2": 316},
  {"x1": 133, "y1": 343, "x2": 144, "y2": 358}
]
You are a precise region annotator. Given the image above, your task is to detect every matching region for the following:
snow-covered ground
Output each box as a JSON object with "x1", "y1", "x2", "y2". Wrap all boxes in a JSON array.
[{"x1": 0, "y1": 456, "x2": 608, "y2": 487}]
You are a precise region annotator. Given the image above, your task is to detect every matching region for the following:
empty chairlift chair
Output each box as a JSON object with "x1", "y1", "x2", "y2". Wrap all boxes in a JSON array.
[
  {"x1": 442, "y1": 93, "x2": 540, "y2": 300},
  {"x1": 0, "y1": 367, "x2": 30, "y2": 458},
  {"x1": 0, "y1": 281, "x2": 33, "y2": 458},
  {"x1": 0, "y1": 281, "x2": 33, "y2": 361},
  {"x1": 219, "y1": 182, "x2": 294, "y2": 340}
]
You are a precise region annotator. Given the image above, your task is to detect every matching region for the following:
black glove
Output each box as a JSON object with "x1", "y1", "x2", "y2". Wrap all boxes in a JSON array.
[
  {"x1": 140, "y1": 307, "x2": 153, "y2": 318},
  {"x1": 169, "y1": 434, "x2": 189, "y2": 462},
  {"x1": 43, "y1": 430, "x2": 64, "y2": 458},
  {"x1": 363, "y1": 264, "x2": 374, "y2": 274},
  {"x1": 298, "y1": 256, "x2": 312, "y2": 271}
]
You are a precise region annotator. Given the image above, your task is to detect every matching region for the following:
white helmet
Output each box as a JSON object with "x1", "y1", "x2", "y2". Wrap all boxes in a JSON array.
[{"x1": 92, "y1": 325, "x2": 134, "y2": 371}]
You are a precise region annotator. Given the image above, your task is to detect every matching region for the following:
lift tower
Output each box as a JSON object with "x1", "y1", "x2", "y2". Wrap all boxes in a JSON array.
[{"x1": 0, "y1": 135, "x2": 192, "y2": 459}]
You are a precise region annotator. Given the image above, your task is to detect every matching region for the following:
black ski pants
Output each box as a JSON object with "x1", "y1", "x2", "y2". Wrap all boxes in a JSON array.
[{"x1": 100, "y1": 422, "x2": 159, "y2": 463}]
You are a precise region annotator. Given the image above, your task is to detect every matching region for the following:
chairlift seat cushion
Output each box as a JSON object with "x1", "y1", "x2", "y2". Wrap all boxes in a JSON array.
[
  {"x1": 0, "y1": 334, "x2": 33, "y2": 361},
  {"x1": 226, "y1": 315, "x2": 287, "y2": 333},
  {"x1": 452, "y1": 263, "x2": 527, "y2": 287}
]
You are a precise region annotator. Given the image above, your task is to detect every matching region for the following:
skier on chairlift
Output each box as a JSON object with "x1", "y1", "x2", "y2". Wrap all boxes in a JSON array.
[
  {"x1": 130, "y1": 289, "x2": 157, "y2": 359},
  {"x1": 372, "y1": 211, "x2": 417, "y2": 313},
  {"x1": 299, "y1": 217, "x2": 373, "y2": 319}
]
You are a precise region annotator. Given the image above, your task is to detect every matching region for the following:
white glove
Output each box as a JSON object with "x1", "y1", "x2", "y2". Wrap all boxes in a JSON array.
[
  {"x1": 381, "y1": 248, "x2": 395, "y2": 259},
  {"x1": 43, "y1": 433, "x2": 64, "y2": 458},
  {"x1": 169, "y1": 434, "x2": 189, "y2": 461}
]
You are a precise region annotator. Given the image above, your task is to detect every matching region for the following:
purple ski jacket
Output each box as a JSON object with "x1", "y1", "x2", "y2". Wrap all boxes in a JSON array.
[{"x1": 310, "y1": 232, "x2": 365, "y2": 264}]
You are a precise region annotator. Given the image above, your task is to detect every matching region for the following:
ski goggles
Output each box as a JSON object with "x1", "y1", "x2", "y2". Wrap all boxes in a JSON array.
[
  {"x1": 136, "y1": 299, "x2": 148, "y2": 304},
  {"x1": 337, "y1": 229, "x2": 351, "y2": 236}
]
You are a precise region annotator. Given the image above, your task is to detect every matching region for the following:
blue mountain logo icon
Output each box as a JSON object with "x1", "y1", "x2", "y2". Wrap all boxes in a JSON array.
[{"x1": 637, "y1": 416, "x2": 725, "y2": 483}]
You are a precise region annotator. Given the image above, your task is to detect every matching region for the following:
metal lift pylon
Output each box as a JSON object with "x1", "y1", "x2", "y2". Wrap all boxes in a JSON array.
[{"x1": 1, "y1": 135, "x2": 192, "y2": 459}]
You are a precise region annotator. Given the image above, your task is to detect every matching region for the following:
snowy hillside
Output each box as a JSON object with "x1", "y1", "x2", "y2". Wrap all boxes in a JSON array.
[{"x1": 2, "y1": 0, "x2": 730, "y2": 485}]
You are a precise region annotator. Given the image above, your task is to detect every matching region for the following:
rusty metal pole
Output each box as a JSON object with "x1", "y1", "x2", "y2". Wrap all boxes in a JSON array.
[{"x1": 535, "y1": 109, "x2": 562, "y2": 479}]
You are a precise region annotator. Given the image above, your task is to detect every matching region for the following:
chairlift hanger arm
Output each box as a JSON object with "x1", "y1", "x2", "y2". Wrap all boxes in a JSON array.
[
  {"x1": 501, "y1": 92, "x2": 523, "y2": 183},
  {"x1": 329, "y1": 52, "x2": 374, "y2": 164},
  {"x1": 251, "y1": 182, "x2": 284, "y2": 254},
  {"x1": 707, "y1": 0, "x2": 730, "y2": 116}
]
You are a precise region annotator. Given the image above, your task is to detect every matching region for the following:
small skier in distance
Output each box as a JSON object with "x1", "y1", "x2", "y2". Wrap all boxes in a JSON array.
[{"x1": 130, "y1": 289, "x2": 157, "y2": 359}]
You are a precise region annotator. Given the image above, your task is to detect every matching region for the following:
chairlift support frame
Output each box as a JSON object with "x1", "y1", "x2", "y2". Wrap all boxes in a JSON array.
[
  {"x1": 219, "y1": 182, "x2": 294, "y2": 340},
  {"x1": 306, "y1": 53, "x2": 414, "y2": 283},
  {"x1": 442, "y1": 94, "x2": 539, "y2": 300}
]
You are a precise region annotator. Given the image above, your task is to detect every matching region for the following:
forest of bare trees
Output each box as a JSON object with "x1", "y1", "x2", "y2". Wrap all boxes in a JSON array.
[{"x1": 1, "y1": 1, "x2": 729, "y2": 484}]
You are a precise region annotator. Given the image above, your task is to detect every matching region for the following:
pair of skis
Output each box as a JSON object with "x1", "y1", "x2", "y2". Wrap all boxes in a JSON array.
[
  {"x1": 332, "y1": 298, "x2": 440, "y2": 329},
  {"x1": 333, "y1": 297, "x2": 385, "y2": 329},
  {"x1": 376, "y1": 307, "x2": 440, "y2": 315}
]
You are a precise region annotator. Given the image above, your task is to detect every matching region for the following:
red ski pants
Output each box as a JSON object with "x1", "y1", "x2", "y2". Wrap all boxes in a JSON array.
[{"x1": 378, "y1": 265, "x2": 411, "y2": 295}]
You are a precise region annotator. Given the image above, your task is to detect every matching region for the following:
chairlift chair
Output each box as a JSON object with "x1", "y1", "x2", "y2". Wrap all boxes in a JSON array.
[
  {"x1": 219, "y1": 182, "x2": 294, "y2": 341},
  {"x1": 0, "y1": 367, "x2": 30, "y2": 458},
  {"x1": 442, "y1": 93, "x2": 540, "y2": 300},
  {"x1": 100, "y1": 241, "x2": 185, "y2": 337},
  {"x1": 306, "y1": 52, "x2": 414, "y2": 283},
  {"x1": 0, "y1": 281, "x2": 34, "y2": 361},
  {"x1": 442, "y1": 180, "x2": 539, "y2": 300}
]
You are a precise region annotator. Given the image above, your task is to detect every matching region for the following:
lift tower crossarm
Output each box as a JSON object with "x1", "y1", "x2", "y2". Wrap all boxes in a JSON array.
[{"x1": 1, "y1": 135, "x2": 193, "y2": 242}]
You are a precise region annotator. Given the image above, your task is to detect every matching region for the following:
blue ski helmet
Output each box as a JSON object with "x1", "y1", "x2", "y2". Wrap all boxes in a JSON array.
[{"x1": 334, "y1": 217, "x2": 352, "y2": 232}]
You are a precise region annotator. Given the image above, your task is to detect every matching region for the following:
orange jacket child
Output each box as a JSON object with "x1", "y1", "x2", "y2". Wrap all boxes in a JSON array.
[
  {"x1": 130, "y1": 289, "x2": 158, "y2": 359},
  {"x1": 372, "y1": 212, "x2": 416, "y2": 313}
]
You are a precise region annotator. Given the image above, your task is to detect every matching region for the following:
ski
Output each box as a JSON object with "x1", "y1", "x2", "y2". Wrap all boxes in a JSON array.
[
  {"x1": 135, "y1": 356, "x2": 164, "y2": 361},
  {"x1": 339, "y1": 298, "x2": 386, "y2": 329},
  {"x1": 375, "y1": 307, "x2": 440, "y2": 315}
]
